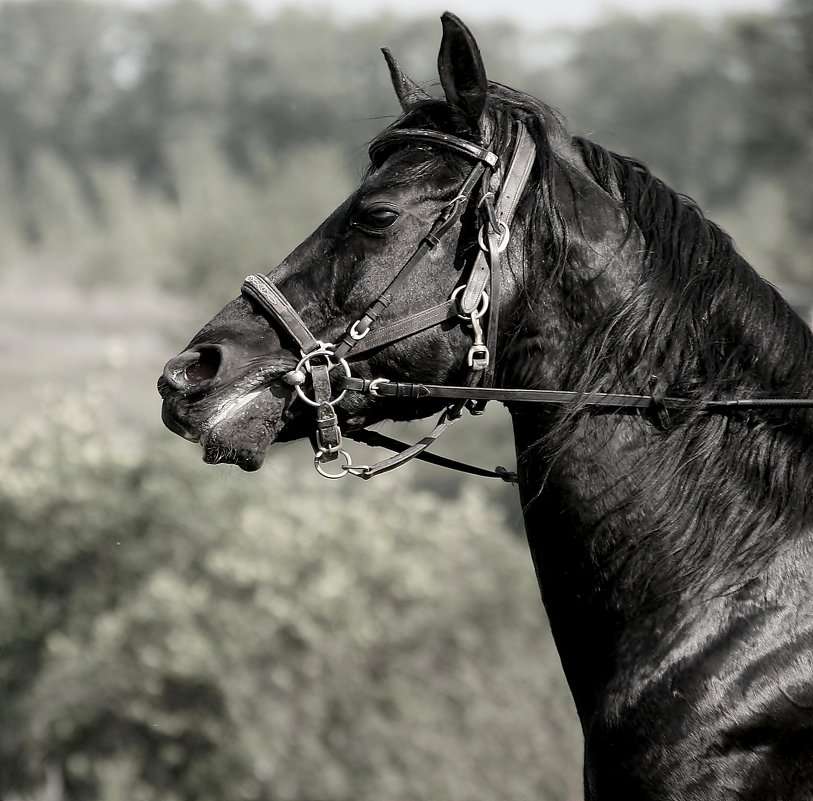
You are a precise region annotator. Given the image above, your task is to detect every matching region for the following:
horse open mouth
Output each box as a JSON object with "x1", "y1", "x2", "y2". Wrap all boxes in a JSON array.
[{"x1": 159, "y1": 373, "x2": 300, "y2": 471}]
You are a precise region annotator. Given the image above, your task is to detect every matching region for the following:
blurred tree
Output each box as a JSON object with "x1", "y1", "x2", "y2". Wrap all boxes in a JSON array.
[
  {"x1": 1, "y1": 4, "x2": 809, "y2": 797},
  {"x1": 0, "y1": 391, "x2": 580, "y2": 801},
  {"x1": 737, "y1": 0, "x2": 813, "y2": 272},
  {"x1": 0, "y1": 0, "x2": 122, "y2": 237},
  {"x1": 539, "y1": 9, "x2": 811, "y2": 280},
  {"x1": 544, "y1": 14, "x2": 749, "y2": 204},
  {"x1": 0, "y1": 0, "x2": 808, "y2": 286}
]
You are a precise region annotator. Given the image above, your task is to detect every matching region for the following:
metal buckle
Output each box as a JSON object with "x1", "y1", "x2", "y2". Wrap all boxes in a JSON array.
[
  {"x1": 316, "y1": 426, "x2": 343, "y2": 454},
  {"x1": 478, "y1": 220, "x2": 510, "y2": 253},
  {"x1": 315, "y1": 402, "x2": 343, "y2": 455},
  {"x1": 349, "y1": 319, "x2": 370, "y2": 341},
  {"x1": 368, "y1": 378, "x2": 391, "y2": 397},
  {"x1": 467, "y1": 344, "x2": 490, "y2": 370},
  {"x1": 450, "y1": 286, "x2": 489, "y2": 321}
]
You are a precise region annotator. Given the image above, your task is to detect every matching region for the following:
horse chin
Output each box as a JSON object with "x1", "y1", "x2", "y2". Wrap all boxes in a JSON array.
[{"x1": 197, "y1": 388, "x2": 297, "y2": 472}]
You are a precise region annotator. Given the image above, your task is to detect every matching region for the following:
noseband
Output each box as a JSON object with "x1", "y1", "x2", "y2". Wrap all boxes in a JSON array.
[{"x1": 241, "y1": 122, "x2": 813, "y2": 482}]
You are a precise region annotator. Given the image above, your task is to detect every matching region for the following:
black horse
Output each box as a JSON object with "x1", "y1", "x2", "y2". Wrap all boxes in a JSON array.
[{"x1": 159, "y1": 13, "x2": 813, "y2": 799}]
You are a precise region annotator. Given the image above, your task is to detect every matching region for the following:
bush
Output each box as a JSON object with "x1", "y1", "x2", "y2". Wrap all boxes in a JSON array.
[{"x1": 0, "y1": 388, "x2": 582, "y2": 801}]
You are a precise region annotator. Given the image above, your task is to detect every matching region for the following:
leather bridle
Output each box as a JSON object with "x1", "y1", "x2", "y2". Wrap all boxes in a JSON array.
[
  {"x1": 241, "y1": 121, "x2": 813, "y2": 483},
  {"x1": 242, "y1": 120, "x2": 535, "y2": 481}
]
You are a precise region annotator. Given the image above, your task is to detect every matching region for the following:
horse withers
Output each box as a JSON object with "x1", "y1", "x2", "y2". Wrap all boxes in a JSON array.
[{"x1": 159, "y1": 13, "x2": 813, "y2": 799}]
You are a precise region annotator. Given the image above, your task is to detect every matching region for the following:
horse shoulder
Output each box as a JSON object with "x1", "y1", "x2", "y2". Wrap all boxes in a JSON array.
[{"x1": 586, "y1": 530, "x2": 813, "y2": 800}]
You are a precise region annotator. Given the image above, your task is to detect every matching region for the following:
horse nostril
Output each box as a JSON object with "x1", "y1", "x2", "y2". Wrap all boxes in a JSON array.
[
  {"x1": 162, "y1": 345, "x2": 223, "y2": 392},
  {"x1": 184, "y1": 346, "x2": 221, "y2": 384}
]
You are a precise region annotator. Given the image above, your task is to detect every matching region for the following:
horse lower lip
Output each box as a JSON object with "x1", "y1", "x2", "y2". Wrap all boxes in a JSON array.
[
  {"x1": 204, "y1": 388, "x2": 265, "y2": 432},
  {"x1": 201, "y1": 434, "x2": 264, "y2": 471}
]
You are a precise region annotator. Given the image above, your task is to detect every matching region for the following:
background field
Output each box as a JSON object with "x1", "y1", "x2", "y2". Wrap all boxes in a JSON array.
[{"x1": 1, "y1": 1, "x2": 810, "y2": 799}]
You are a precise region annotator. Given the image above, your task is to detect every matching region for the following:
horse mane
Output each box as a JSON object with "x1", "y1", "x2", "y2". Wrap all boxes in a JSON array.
[
  {"x1": 562, "y1": 134, "x2": 813, "y2": 595},
  {"x1": 518, "y1": 86, "x2": 813, "y2": 597},
  {"x1": 378, "y1": 82, "x2": 813, "y2": 597}
]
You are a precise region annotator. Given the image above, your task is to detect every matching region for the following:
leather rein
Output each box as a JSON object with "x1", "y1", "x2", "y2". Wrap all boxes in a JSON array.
[{"x1": 241, "y1": 122, "x2": 813, "y2": 483}]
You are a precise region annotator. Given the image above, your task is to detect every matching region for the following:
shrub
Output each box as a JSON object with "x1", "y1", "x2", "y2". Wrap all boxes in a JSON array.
[{"x1": 0, "y1": 389, "x2": 582, "y2": 801}]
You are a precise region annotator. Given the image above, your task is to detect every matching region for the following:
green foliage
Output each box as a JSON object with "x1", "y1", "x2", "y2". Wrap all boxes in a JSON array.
[
  {"x1": 0, "y1": 0, "x2": 809, "y2": 294},
  {"x1": 0, "y1": 390, "x2": 581, "y2": 800}
]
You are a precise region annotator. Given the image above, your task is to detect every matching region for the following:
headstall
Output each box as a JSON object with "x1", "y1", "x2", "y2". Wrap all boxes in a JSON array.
[{"x1": 241, "y1": 121, "x2": 813, "y2": 483}]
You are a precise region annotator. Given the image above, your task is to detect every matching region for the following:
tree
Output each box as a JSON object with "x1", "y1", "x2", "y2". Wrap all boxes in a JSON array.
[{"x1": 0, "y1": 390, "x2": 581, "y2": 800}]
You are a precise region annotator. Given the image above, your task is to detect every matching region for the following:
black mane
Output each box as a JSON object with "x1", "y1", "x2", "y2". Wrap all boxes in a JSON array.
[
  {"x1": 569, "y1": 134, "x2": 813, "y2": 594},
  {"x1": 382, "y1": 81, "x2": 813, "y2": 595}
]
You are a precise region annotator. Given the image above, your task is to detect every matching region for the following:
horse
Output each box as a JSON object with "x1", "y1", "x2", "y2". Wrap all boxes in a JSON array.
[{"x1": 158, "y1": 12, "x2": 813, "y2": 799}]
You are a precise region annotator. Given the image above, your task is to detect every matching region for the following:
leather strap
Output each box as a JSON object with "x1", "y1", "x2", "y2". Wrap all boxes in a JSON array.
[
  {"x1": 347, "y1": 409, "x2": 460, "y2": 479},
  {"x1": 342, "y1": 376, "x2": 813, "y2": 412},
  {"x1": 343, "y1": 376, "x2": 688, "y2": 410},
  {"x1": 332, "y1": 161, "x2": 487, "y2": 361},
  {"x1": 242, "y1": 274, "x2": 320, "y2": 354},
  {"x1": 460, "y1": 122, "x2": 536, "y2": 315},
  {"x1": 345, "y1": 428, "x2": 517, "y2": 483},
  {"x1": 346, "y1": 300, "x2": 458, "y2": 359},
  {"x1": 370, "y1": 129, "x2": 499, "y2": 168},
  {"x1": 484, "y1": 228, "x2": 502, "y2": 387}
]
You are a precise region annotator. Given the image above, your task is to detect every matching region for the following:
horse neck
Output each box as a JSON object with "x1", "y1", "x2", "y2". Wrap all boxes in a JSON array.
[
  {"x1": 509, "y1": 409, "x2": 660, "y2": 712},
  {"x1": 500, "y1": 151, "x2": 813, "y2": 723}
]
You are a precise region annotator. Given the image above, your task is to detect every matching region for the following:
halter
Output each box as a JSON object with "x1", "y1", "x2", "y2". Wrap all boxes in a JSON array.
[{"x1": 241, "y1": 122, "x2": 813, "y2": 483}]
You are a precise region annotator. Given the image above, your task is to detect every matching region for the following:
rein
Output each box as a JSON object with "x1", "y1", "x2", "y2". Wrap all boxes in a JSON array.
[{"x1": 241, "y1": 123, "x2": 813, "y2": 484}]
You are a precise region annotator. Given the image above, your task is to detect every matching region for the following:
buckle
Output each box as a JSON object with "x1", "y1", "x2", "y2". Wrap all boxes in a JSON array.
[{"x1": 467, "y1": 344, "x2": 490, "y2": 370}]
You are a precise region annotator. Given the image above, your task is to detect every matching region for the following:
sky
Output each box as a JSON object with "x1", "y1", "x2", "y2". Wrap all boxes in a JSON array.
[{"x1": 244, "y1": 0, "x2": 782, "y2": 28}]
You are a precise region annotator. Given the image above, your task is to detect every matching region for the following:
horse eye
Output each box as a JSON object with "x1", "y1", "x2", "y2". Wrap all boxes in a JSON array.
[{"x1": 355, "y1": 206, "x2": 399, "y2": 232}]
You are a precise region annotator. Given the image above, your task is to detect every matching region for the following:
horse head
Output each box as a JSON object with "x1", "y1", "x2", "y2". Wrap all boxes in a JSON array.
[{"x1": 158, "y1": 12, "x2": 610, "y2": 475}]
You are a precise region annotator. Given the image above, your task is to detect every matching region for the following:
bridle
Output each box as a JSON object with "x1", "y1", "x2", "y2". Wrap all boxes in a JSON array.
[
  {"x1": 242, "y1": 120, "x2": 534, "y2": 481},
  {"x1": 241, "y1": 121, "x2": 813, "y2": 483}
]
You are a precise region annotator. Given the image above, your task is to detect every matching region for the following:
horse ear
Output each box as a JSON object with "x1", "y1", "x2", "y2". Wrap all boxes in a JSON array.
[
  {"x1": 437, "y1": 12, "x2": 488, "y2": 130},
  {"x1": 382, "y1": 48, "x2": 430, "y2": 111}
]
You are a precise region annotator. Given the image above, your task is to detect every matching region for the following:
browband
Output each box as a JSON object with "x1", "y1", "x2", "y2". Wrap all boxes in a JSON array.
[{"x1": 369, "y1": 129, "x2": 499, "y2": 169}]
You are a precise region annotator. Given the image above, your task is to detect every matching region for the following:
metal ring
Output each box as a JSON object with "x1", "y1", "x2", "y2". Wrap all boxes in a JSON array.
[
  {"x1": 298, "y1": 344, "x2": 336, "y2": 372},
  {"x1": 478, "y1": 221, "x2": 510, "y2": 253},
  {"x1": 293, "y1": 347, "x2": 351, "y2": 408},
  {"x1": 450, "y1": 286, "x2": 489, "y2": 321},
  {"x1": 314, "y1": 448, "x2": 353, "y2": 479}
]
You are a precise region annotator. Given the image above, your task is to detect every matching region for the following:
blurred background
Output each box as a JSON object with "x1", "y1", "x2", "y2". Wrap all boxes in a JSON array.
[{"x1": 0, "y1": 0, "x2": 810, "y2": 798}]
